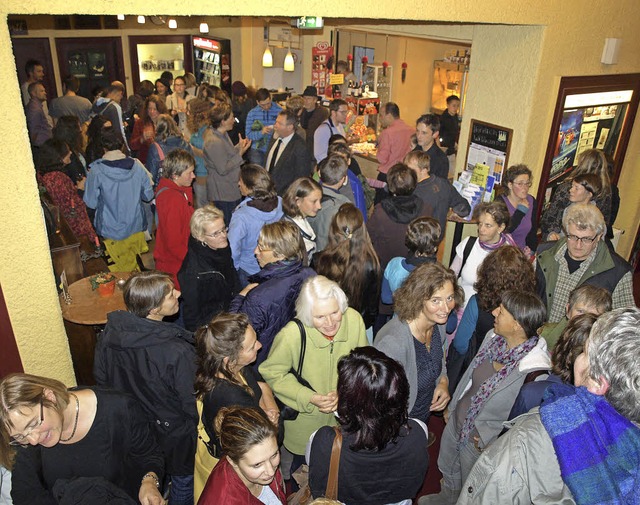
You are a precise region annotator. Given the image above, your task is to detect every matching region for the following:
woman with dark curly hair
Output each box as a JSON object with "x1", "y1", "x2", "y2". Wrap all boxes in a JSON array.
[
  {"x1": 307, "y1": 347, "x2": 429, "y2": 505},
  {"x1": 376, "y1": 262, "x2": 463, "y2": 426},
  {"x1": 446, "y1": 245, "x2": 535, "y2": 394},
  {"x1": 129, "y1": 94, "x2": 168, "y2": 164},
  {"x1": 193, "y1": 312, "x2": 278, "y2": 501},
  {"x1": 315, "y1": 203, "x2": 381, "y2": 331}
]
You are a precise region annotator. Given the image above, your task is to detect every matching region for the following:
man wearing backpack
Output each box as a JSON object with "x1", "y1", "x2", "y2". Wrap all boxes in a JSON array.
[{"x1": 92, "y1": 82, "x2": 131, "y2": 155}]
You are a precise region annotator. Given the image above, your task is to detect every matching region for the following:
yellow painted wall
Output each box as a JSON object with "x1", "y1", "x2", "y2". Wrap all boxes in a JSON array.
[{"x1": 2, "y1": 0, "x2": 640, "y2": 379}]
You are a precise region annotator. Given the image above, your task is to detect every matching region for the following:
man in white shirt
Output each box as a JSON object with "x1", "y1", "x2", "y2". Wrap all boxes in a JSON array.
[
  {"x1": 265, "y1": 109, "x2": 313, "y2": 195},
  {"x1": 314, "y1": 99, "x2": 348, "y2": 163}
]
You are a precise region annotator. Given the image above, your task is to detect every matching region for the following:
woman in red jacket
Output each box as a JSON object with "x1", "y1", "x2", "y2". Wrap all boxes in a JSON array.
[
  {"x1": 198, "y1": 406, "x2": 286, "y2": 505},
  {"x1": 154, "y1": 149, "x2": 195, "y2": 288}
]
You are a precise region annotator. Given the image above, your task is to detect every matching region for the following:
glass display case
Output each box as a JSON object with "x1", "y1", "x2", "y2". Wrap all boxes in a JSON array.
[{"x1": 136, "y1": 42, "x2": 184, "y2": 83}]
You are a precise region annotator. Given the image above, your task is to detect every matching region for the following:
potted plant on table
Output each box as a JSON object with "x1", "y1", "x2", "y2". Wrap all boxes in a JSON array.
[{"x1": 90, "y1": 272, "x2": 117, "y2": 297}]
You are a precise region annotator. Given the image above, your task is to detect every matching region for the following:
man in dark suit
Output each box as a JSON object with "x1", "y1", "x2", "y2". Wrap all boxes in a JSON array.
[{"x1": 265, "y1": 109, "x2": 314, "y2": 195}]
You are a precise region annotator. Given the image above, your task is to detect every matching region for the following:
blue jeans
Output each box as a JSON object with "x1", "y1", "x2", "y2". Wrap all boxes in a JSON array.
[
  {"x1": 237, "y1": 268, "x2": 253, "y2": 289},
  {"x1": 168, "y1": 474, "x2": 194, "y2": 505}
]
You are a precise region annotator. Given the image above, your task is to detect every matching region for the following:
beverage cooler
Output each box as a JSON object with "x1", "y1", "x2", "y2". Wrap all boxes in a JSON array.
[{"x1": 192, "y1": 36, "x2": 231, "y2": 94}]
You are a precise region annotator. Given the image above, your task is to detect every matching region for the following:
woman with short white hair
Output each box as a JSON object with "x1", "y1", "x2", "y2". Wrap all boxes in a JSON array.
[{"x1": 259, "y1": 275, "x2": 369, "y2": 476}]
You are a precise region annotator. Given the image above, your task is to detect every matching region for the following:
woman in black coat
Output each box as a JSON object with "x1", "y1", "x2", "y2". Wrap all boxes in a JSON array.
[
  {"x1": 94, "y1": 271, "x2": 197, "y2": 504},
  {"x1": 178, "y1": 204, "x2": 240, "y2": 331},
  {"x1": 229, "y1": 220, "x2": 315, "y2": 368}
]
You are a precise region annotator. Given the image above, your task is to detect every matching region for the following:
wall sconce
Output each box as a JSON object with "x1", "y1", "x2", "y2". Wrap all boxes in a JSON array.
[
  {"x1": 284, "y1": 49, "x2": 295, "y2": 72},
  {"x1": 117, "y1": 14, "x2": 125, "y2": 21},
  {"x1": 601, "y1": 38, "x2": 621, "y2": 65},
  {"x1": 168, "y1": 18, "x2": 177, "y2": 29},
  {"x1": 262, "y1": 46, "x2": 273, "y2": 67},
  {"x1": 137, "y1": 15, "x2": 145, "y2": 24},
  {"x1": 199, "y1": 22, "x2": 209, "y2": 34}
]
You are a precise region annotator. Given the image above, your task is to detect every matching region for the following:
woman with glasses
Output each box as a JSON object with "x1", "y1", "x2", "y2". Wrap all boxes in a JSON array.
[
  {"x1": 178, "y1": 204, "x2": 240, "y2": 331},
  {"x1": 0, "y1": 373, "x2": 164, "y2": 505},
  {"x1": 500, "y1": 164, "x2": 538, "y2": 257},
  {"x1": 229, "y1": 220, "x2": 315, "y2": 367},
  {"x1": 540, "y1": 148, "x2": 611, "y2": 241},
  {"x1": 166, "y1": 75, "x2": 194, "y2": 139}
]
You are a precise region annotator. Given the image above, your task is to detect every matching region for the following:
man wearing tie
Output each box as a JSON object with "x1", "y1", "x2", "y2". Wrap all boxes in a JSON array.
[{"x1": 265, "y1": 109, "x2": 314, "y2": 195}]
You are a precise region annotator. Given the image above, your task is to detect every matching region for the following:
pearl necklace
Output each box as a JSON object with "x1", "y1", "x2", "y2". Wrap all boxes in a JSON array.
[{"x1": 59, "y1": 393, "x2": 79, "y2": 442}]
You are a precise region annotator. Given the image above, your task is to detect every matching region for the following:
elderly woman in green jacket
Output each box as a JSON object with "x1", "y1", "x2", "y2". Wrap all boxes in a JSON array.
[{"x1": 259, "y1": 275, "x2": 369, "y2": 476}]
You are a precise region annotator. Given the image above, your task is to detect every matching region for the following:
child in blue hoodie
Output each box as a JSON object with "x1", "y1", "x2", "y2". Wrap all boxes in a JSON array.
[{"x1": 84, "y1": 127, "x2": 154, "y2": 271}]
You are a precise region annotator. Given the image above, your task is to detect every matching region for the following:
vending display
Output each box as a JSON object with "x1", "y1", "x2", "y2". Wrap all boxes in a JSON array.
[
  {"x1": 311, "y1": 41, "x2": 334, "y2": 97},
  {"x1": 193, "y1": 36, "x2": 231, "y2": 94}
]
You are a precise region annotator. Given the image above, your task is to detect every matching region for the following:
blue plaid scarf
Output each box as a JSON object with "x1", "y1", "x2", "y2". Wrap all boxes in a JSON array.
[{"x1": 540, "y1": 383, "x2": 640, "y2": 505}]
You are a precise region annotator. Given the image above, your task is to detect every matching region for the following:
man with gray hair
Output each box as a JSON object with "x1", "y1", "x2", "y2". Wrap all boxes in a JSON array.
[
  {"x1": 535, "y1": 203, "x2": 633, "y2": 322},
  {"x1": 458, "y1": 307, "x2": 640, "y2": 504}
]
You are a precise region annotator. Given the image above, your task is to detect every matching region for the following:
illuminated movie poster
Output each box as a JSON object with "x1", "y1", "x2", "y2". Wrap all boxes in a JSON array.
[{"x1": 551, "y1": 109, "x2": 584, "y2": 179}]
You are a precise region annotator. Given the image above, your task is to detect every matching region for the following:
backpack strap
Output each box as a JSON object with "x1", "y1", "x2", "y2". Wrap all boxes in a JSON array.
[{"x1": 458, "y1": 235, "x2": 478, "y2": 272}]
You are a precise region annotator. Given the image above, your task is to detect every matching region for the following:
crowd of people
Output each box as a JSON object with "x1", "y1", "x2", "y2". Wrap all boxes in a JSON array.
[{"x1": 3, "y1": 60, "x2": 638, "y2": 505}]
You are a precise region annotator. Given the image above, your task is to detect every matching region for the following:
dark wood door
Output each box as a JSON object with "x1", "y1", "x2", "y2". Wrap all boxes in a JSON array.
[
  {"x1": 55, "y1": 37, "x2": 126, "y2": 101},
  {"x1": 11, "y1": 37, "x2": 57, "y2": 103}
]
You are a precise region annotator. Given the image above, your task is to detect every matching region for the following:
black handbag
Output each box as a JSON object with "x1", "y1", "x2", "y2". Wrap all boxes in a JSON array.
[{"x1": 276, "y1": 318, "x2": 315, "y2": 423}]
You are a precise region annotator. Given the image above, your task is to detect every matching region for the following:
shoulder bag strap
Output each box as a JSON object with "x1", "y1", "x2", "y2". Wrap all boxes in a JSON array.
[
  {"x1": 325, "y1": 426, "x2": 342, "y2": 500},
  {"x1": 293, "y1": 318, "x2": 306, "y2": 376}
]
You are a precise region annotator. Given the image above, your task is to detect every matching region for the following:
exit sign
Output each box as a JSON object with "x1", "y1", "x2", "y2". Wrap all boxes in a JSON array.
[{"x1": 294, "y1": 17, "x2": 324, "y2": 29}]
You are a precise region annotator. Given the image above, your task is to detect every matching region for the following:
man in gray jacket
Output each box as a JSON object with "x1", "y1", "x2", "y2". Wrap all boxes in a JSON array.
[
  {"x1": 308, "y1": 155, "x2": 351, "y2": 253},
  {"x1": 457, "y1": 307, "x2": 640, "y2": 505}
]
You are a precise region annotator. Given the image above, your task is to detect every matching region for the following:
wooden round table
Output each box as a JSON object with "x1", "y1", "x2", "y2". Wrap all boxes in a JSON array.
[{"x1": 60, "y1": 272, "x2": 130, "y2": 325}]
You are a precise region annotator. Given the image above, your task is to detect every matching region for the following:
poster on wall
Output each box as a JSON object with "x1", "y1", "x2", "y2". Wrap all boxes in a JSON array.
[
  {"x1": 464, "y1": 119, "x2": 513, "y2": 186},
  {"x1": 87, "y1": 52, "x2": 106, "y2": 78},
  {"x1": 68, "y1": 51, "x2": 88, "y2": 78},
  {"x1": 550, "y1": 109, "x2": 584, "y2": 180},
  {"x1": 311, "y1": 41, "x2": 334, "y2": 97}
]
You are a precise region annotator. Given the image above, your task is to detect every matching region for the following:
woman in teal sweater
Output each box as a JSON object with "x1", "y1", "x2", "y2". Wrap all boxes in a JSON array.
[{"x1": 259, "y1": 276, "x2": 369, "y2": 470}]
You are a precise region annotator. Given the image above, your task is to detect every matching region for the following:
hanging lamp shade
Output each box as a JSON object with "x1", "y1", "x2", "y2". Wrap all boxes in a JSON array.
[
  {"x1": 262, "y1": 46, "x2": 273, "y2": 67},
  {"x1": 284, "y1": 50, "x2": 295, "y2": 71}
]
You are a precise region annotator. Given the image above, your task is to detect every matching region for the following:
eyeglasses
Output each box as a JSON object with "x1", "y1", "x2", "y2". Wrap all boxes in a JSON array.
[
  {"x1": 566, "y1": 234, "x2": 598, "y2": 244},
  {"x1": 513, "y1": 181, "x2": 532, "y2": 188},
  {"x1": 10, "y1": 396, "x2": 44, "y2": 446},
  {"x1": 205, "y1": 227, "x2": 228, "y2": 239}
]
